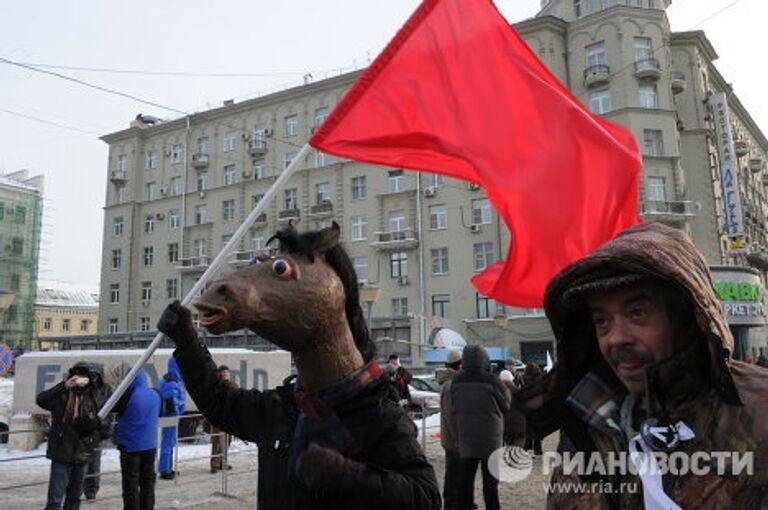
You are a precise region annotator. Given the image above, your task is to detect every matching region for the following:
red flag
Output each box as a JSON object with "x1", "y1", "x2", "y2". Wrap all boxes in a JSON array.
[{"x1": 310, "y1": 0, "x2": 641, "y2": 307}]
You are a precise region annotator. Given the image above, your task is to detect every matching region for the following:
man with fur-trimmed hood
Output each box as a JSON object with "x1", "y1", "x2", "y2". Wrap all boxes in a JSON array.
[{"x1": 520, "y1": 222, "x2": 768, "y2": 509}]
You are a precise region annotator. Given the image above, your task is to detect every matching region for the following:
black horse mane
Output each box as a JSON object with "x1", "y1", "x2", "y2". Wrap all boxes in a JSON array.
[{"x1": 268, "y1": 225, "x2": 376, "y2": 362}]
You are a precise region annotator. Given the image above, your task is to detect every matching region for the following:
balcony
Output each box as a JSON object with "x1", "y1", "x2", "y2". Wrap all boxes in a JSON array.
[
  {"x1": 309, "y1": 201, "x2": 333, "y2": 218},
  {"x1": 176, "y1": 256, "x2": 209, "y2": 273},
  {"x1": 583, "y1": 64, "x2": 611, "y2": 88},
  {"x1": 734, "y1": 140, "x2": 749, "y2": 158},
  {"x1": 747, "y1": 244, "x2": 768, "y2": 271},
  {"x1": 110, "y1": 169, "x2": 127, "y2": 185},
  {"x1": 634, "y1": 58, "x2": 661, "y2": 81},
  {"x1": 370, "y1": 228, "x2": 420, "y2": 251},
  {"x1": 278, "y1": 208, "x2": 300, "y2": 222},
  {"x1": 230, "y1": 250, "x2": 256, "y2": 267},
  {"x1": 192, "y1": 153, "x2": 210, "y2": 168},
  {"x1": 749, "y1": 158, "x2": 765, "y2": 173},
  {"x1": 248, "y1": 139, "x2": 267, "y2": 157},
  {"x1": 251, "y1": 213, "x2": 267, "y2": 227},
  {"x1": 640, "y1": 200, "x2": 696, "y2": 223},
  {"x1": 671, "y1": 71, "x2": 687, "y2": 94}
]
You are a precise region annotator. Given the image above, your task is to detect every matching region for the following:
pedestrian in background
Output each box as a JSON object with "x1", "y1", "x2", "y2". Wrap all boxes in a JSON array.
[
  {"x1": 522, "y1": 362, "x2": 543, "y2": 456},
  {"x1": 499, "y1": 370, "x2": 526, "y2": 448},
  {"x1": 438, "y1": 349, "x2": 463, "y2": 510},
  {"x1": 37, "y1": 361, "x2": 109, "y2": 510},
  {"x1": 158, "y1": 357, "x2": 185, "y2": 479},
  {"x1": 108, "y1": 363, "x2": 162, "y2": 510},
  {"x1": 210, "y1": 365, "x2": 239, "y2": 473},
  {"x1": 451, "y1": 345, "x2": 510, "y2": 510}
]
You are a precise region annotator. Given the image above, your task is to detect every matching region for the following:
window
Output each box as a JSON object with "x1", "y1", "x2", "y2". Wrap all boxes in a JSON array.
[
  {"x1": 6, "y1": 305, "x2": 16, "y2": 324},
  {"x1": 194, "y1": 238, "x2": 206, "y2": 257},
  {"x1": 351, "y1": 176, "x2": 367, "y2": 200},
  {"x1": 284, "y1": 114, "x2": 298, "y2": 137},
  {"x1": 315, "y1": 182, "x2": 331, "y2": 204},
  {"x1": 117, "y1": 154, "x2": 128, "y2": 173},
  {"x1": 197, "y1": 170, "x2": 208, "y2": 191},
  {"x1": 314, "y1": 106, "x2": 329, "y2": 128},
  {"x1": 222, "y1": 199, "x2": 236, "y2": 222},
  {"x1": 638, "y1": 84, "x2": 658, "y2": 109},
  {"x1": 353, "y1": 257, "x2": 369, "y2": 283},
  {"x1": 168, "y1": 242, "x2": 179, "y2": 263},
  {"x1": 586, "y1": 43, "x2": 606, "y2": 68},
  {"x1": 112, "y1": 249, "x2": 122, "y2": 270},
  {"x1": 589, "y1": 89, "x2": 612, "y2": 114},
  {"x1": 147, "y1": 150, "x2": 157, "y2": 169},
  {"x1": 388, "y1": 170, "x2": 405, "y2": 192},
  {"x1": 574, "y1": 0, "x2": 582, "y2": 17},
  {"x1": 284, "y1": 188, "x2": 298, "y2": 210},
  {"x1": 80, "y1": 320, "x2": 90, "y2": 333},
  {"x1": 315, "y1": 151, "x2": 328, "y2": 168},
  {"x1": 110, "y1": 284, "x2": 120, "y2": 304},
  {"x1": 600, "y1": 0, "x2": 612, "y2": 8},
  {"x1": 634, "y1": 37, "x2": 653, "y2": 61},
  {"x1": 14, "y1": 206, "x2": 25, "y2": 224},
  {"x1": 113, "y1": 217, "x2": 124, "y2": 236},
  {"x1": 472, "y1": 198, "x2": 492, "y2": 225},
  {"x1": 430, "y1": 173, "x2": 446, "y2": 187},
  {"x1": 432, "y1": 294, "x2": 451, "y2": 318},
  {"x1": 143, "y1": 246, "x2": 154, "y2": 267},
  {"x1": 476, "y1": 293, "x2": 497, "y2": 319},
  {"x1": 388, "y1": 210, "x2": 407, "y2": 233},
  {"x1": 145, "y1": 182, "x2": 157, "y2": 201},
  {"x1": 224, "y1": 164, "x2": 236, "y2": 185},
  {"x1": 646, "y1": 176, "x2": 666, "y2": 202},
  {"x1": 195, "y1": 205, "x2": 208, "y2": 224},
  {"x1": 224, "y1": 131, "x2": 237, "y2": 152},
  {"x1": 0, "y1": 202, "x2": 4, "y2": 220},
  {"x1": 140, "y1": 317, "x2": 151, "y2": 332},
  {"x1": 392, "y1": 297, "x2": 409, "y2": 317},
  {"x1": 141, "y1": 282, "x2": 152, "y2": 303},
  {"x1": 390, "y1": 252, "x2": 408, "y2": 278},
  {"x1": 170, "y1": 176, "x2": 182, "y2": 196},
  {"x1": 43, "y1": 317, "x2": 52, "y2": 330},
  {"x1": 62, "y1": 319, "x2": 71, "y2": 332},
  {"x1": 252, "y1": 194, "x2": 265, "y2": 209},
  {"x1": 10, "y1": 274, "x2": 20, "y2": 291},
  {"x1": 643, "y1": 129, "x2": 664, "y2": 156},
  {"x1": 351, "y1": 216, "x2": 367, "y2": 241},
  {"x1": 253, "y1": 158, "x2": 265, "y2": 179},
  {"x1": 253, "y1": 123, "x2": 269, "y2": 147},
  {"x1": 117, "y1": 188, "x2": 127, "y2": 204},
  {"x1": 474, "y1": 242, "x2": 495, "y2": 272},
  {"x1": 108, "y1": 318, "x2": 118, "y2": 334},
  {"x1": 251, "y1": 233, "x2": 265, "y2": 251},
  {"x1": 431, "y1": 247, "x2": 449, "y2": 275},
  {"x1": 144, "y1": 215, "x2": 154, "y2": 234},
  {"x1": 11, "y1": 238, "x2": 23, "y2": 256},
  {"x1": 167, "y1": 278, "x2": 179, "y2": 299},
  {"x1": 429, "y1": 204, "x2": 448, "y2": 230},
  {"x1": 197, "y1": 136, "x2": 210, "y2": 155},
  {"x1": 221, "y1": 234, "x2": 232, "y2": 249},
  {"x1": 169, "y1": 209, "x2": 180, "y2": 229},
  {"x1": 171, "y1": 144, "x2": 184, "y2": 164},
  {"x1": 284, "y1": 151, "x2": 297, "y2": 169}
]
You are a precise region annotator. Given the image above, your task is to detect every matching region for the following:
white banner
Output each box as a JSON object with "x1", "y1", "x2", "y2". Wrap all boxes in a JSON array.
[{"x1": 711, "y1": 93, "x2": 745, "y2": 247}]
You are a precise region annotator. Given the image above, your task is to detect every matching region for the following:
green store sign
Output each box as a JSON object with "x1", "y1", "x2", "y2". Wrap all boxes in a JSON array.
[{"x1": 714, "y1": 281, "x2": 762, "y2": 302}]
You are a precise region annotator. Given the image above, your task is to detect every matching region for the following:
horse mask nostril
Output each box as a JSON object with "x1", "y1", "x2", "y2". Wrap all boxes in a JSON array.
[{"x1": 217, "y1": 283, "x2": 229, "y2": 296}]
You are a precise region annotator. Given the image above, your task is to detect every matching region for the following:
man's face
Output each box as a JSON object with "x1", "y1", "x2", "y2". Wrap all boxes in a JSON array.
[
  {"x1": 389, "y1": 357, "x2": 399, "y2": 367},
  {"x1": 220, "y1": 369, "x2": 230, "y2": 381},
  {"x1": 587, "y1": 284, "x2": 681, "y2": 395}
]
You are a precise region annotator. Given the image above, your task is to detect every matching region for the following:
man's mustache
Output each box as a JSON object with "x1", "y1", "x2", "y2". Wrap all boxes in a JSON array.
[{"x1": 610, "y1": 345, "x2": 654, "y2": 365}]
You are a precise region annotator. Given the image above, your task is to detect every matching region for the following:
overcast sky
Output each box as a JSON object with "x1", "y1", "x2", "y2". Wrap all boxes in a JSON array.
[{"x1": 0, "y1": 0, "x2": 761, "y2": 287}]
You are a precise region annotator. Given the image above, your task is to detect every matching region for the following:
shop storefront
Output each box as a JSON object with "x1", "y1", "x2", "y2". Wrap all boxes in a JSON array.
[{"x1": 710, "y1": 266, "x2": 767, "y2": 361}]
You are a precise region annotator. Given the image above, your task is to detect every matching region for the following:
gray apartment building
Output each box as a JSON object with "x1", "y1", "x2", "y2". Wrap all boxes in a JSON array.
[{"x1": 98, "y1": 0, "x2": 768, "y2": 363}]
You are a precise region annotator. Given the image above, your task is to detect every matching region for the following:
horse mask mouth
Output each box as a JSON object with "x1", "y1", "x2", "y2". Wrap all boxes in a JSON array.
[{"x1": 193, "y1": 302, "x2": 229, "y2": 330}]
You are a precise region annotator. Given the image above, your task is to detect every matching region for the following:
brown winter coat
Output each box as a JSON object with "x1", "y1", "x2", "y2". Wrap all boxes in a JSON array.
[{"x1": 527, "y1": 223, "x2": 768, "y2": 509}]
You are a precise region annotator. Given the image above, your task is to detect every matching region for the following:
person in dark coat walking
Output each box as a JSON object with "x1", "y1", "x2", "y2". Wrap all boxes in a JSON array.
[
  {"x1": 451, "y1": 345, "x2": 510, "y2": 510},
  {"x1": 522, "y1": 362, "x2": 543, "y2": 455},
  {"x1": 108, "y1": 364, "x2": 162, "y2": 510},
  {"x1": 157, "y1": 357, "x2": 185, "y2": 479},
  {"x1": 37, "y1": 361, "x2": 110, "y2": 510}
]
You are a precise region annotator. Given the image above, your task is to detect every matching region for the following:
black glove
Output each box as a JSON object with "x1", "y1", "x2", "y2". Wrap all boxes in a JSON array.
[
  {"x1": 296, "y1": 443, "x2": 379, "y2": 496},
  {"x1": 157, "y1": 301, "x2": 198, "y2": 346}
]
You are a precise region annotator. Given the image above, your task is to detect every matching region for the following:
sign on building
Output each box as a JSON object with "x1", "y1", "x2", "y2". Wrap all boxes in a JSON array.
[{"x1": 711, "y1": 267, "x2": 766, "y2": 326}]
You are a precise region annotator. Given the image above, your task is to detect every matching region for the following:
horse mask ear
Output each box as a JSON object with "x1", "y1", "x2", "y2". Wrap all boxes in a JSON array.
[{"x1": 312, "y1": 222, "x2": 341, "y2": 255}]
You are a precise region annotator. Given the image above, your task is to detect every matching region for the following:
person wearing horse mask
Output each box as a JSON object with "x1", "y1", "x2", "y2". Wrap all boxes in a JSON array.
[
  {"x1": 157, "y1": 223, "x2": 440, "y2": 510},
  {"x1": 519, "y1": 222, "x2": 768, "y2": 509}
]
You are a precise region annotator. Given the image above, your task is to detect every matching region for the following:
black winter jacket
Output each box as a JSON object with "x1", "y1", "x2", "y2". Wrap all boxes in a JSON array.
[
  {"x1": 173, "y1": 339, "x2": 441, "y2": 510},
  {"x1": 36, "y1": 381, "x2": 110, "y2": 464},
  {"x1": 451, "y1": 368, "x2": 510, "y2": 459}
]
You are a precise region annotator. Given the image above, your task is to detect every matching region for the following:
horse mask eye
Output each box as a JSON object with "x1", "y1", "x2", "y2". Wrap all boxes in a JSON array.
[{"x1": 272, "y1": 259, "x2": 294, "y2": 279}]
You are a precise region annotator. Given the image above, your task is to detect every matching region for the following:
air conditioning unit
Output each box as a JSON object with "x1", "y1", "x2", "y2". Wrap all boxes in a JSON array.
[
  {"x1": 241, "y1": 133, "x2": 251, "y2": 141},
  {"x1": 468, "y1": 182, "x2": 481, "y2": 191},
  {"x1": 159, "y1": 186, "x2": 168, "y2": 196},
  {"x1": 163, "y1": 147, "x2": 172, "y2": 157},
  {"x1": 423, "y1": 186, "x2": 437, "y2": 198},
  {"x1": 199, "y1": 191, "x2": 206, "y2": 199},
  {"x1": 398, "y1": 276, "x2": 409, "y2": 286},
  {"x1": 242, "y1": 170, "x2": 252, "y2": 179},
  {"x1": 469, "y1": 224, "x2": 482, "y2": 233},
  {"x1": 155, "y1": 212, "x2": 165, "y2": 220},
  {"x1": 141, "y1": 300, "x2": 151, "y2": 307},
  {"x1": 264, "y1": 128, "x2": 274, "y2": 137}
]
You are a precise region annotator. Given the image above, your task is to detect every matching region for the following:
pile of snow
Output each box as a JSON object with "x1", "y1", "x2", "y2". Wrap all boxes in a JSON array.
[{"x1": 0, "y1": 378, "x2": 13, "y2": 423}]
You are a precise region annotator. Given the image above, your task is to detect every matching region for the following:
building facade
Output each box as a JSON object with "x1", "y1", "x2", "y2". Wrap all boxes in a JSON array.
[
  {"x1": 34, "y1": 280, "x2": 99, "y2": 350},
  {"x1": 0, "y1": 170, "x2": 44, "y2": 348},
  {"x1": 98, "y1": 0, "x2": 767, "y2": 363}
]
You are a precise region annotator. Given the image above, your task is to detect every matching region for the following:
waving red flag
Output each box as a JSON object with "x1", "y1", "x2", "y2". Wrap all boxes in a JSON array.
[{"x1": 310, "y1": 0, "x2": 641, "y2": 307}]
